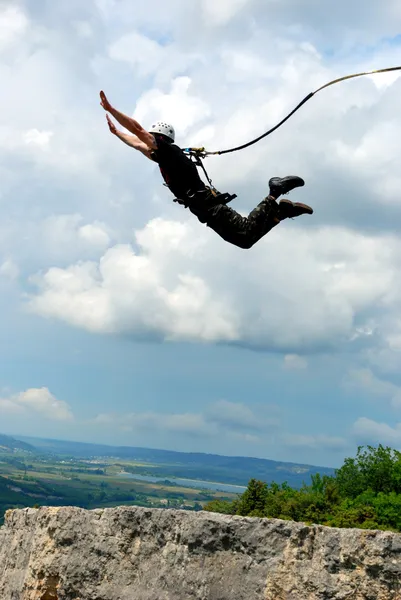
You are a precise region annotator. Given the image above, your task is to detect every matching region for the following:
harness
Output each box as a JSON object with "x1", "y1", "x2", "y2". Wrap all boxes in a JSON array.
[
  {"x1": 183, "y1": 149, "x2": 237, "y2": 206},
  {"x1": 159, "y1": 145, "x2": 237, "y2": 208}
]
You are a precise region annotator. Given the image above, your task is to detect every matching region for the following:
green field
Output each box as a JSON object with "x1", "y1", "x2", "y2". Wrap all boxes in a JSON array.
[
  {"x1": 0, "y1": 432, "x2": 337, "y2": 527},
  {"x1": 0, "y1": 450, "x2": 239, "y2": 526}
]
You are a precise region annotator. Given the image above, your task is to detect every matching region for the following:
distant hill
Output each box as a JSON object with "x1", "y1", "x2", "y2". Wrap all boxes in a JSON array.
[
  {"x1": 0, "y1": 434, "x2": 36, "y2": 453},
  {"x1": 15, "y1": 435, "x2": 335, "y2": 488}
]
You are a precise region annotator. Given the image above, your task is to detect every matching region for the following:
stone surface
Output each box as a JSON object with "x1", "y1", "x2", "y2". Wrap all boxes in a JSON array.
[{"x1": 0, "y1": 506, "x2": 401, "y2": 599}]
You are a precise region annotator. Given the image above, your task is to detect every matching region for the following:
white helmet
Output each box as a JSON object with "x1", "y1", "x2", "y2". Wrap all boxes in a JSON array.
[{"x1": 149, "y1": 121, "x2": 175, "y2": 142}]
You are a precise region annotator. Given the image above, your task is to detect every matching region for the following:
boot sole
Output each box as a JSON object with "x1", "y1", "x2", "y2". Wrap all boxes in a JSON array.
[
  {"x1": 293, "y1": 202, "x2": 313, "y2": 214},
  {"x1": 280, "y1": 199, "x2": 313, "y2": 216}
]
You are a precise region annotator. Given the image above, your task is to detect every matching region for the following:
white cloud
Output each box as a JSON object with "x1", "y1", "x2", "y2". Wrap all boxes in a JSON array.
[
  {"x1": 25, "y1": 217, "x2": 401, "y2": 354},
  {"x1": 134, "y1": 77, "x2": 211, "y2": 136},
  {"x1": 108, "y1": 32, "x2": 201, "y2": 83},
  {"x1": 0, "y1": 388, "x2": 74, "y2": 421},
  {"x1": 24, "y1": 215, "x2": 113, "y2": 265},
  {"x1": 345, "y1": 368, "x2": 401, "y2": 409},
  {"x1": 74, "y1": 21, "x2": 94, "y2": 39},
  {"x1": 2, "y1": 0, "x2": 401, "y2": 464},
  {"x1": 353, "y1": 417, "x2": 401, "y2": 447},
  {"x1": 78, "y1": 223, "x2": 111, "y2": 248},
  {"x1": 201, "y1": 0, "x2": 251, "y2": 26},
  {"x1": 109, "y1": 32, "x2": 165, "y2": 76},
  {"x1": 91, "y1": 401, "x2": 354, "y2": 455},
  {"x1": 2, "y1": 0, "x2": 401, "y2": 371},
  {"x1": 0, "y1": 258, "x2": 19, "y2": 280},
  {"x1": 0, "y1": 398, "x2": 24, "y2": 414},
  {"x1": 0, "y1": 5, "x2": 28, "y2": 51},
  {"x1": 284, "y1": 355, "x2": 308, "y2": 370},
  {"x1": 367, "y1": 70, "x2": 401, "y2": 90},
  {"x1": 229, "y1": 432, "x2": 261, "y2": 444},
  {"x1": 92, "y1": 399, "x2": 278, "y2": 439},
  {"x1": 23, "y1": 129, "x2": 54, "y2": 148},
  {"x1": 281, "y1": 433, "x2": 348, "y2": 451},
  {"x1": 134, "y1": 412, "x2": 213, "y2": 436},
  {"x1": 93, "y1": 413, "x2": 116, "y2": 425},
  {"x1": 205, "y1": 399, "x2": 278, "y2": 432},
  {"x1": 94, "y1": 410, "x2": 215, "y2": 437},
  {"x1": 27, "y1": 228, "x2": 239, "y2": 340}
]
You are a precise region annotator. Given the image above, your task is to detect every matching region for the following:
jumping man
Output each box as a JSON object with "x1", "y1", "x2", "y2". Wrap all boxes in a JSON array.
[{"x1": 100, "y1": 91, "x2": 313, "y2": 250}]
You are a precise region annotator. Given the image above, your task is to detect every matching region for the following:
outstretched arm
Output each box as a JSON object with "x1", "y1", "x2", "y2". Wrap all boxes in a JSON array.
[
  {"x1": 105, "y1": 115, "x2": 153, "y2": 159},
  {"x1": 100, "y1": 91, "x2": 156, "y2": 150}
]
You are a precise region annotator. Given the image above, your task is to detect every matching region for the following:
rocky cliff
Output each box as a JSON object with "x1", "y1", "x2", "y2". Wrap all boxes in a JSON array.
[{"x1": 0, "y1": 505, "x2": 401, "y2": 599}]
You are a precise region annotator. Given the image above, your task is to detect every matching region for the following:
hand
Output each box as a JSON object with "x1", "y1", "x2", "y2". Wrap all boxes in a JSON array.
[
  {"x1": 100, "y1": 90, "x2": 113, "y2": 112},
  {"x1": 106, "y1": 114, "x2": 117, "y2": 135}
]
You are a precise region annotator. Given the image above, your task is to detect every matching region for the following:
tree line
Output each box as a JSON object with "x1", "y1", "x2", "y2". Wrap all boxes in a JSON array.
[{"x1": 204, "y1": 445, "x2": 401, "y2": 531}]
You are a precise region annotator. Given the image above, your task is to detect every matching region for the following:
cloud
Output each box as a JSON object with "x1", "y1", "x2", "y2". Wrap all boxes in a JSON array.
[
  {"x1": 23, "y1": 129, "x2": 54, "y2": 148},
  {"x1": 94, "y1": 411, "x2": 215, "y2": 437},
  {"x1": 108, "y1": 32, "x2": 166, "y2": 77},
  {"x1": 134, "y1": 77, "x2": 211, "y2": 136},
  {"x1": 91, "y1": 401, "x2": 345, "y2": 452},
  {"x1": 0, "y1": 258, "x2": 19, "y2": 280},
  {"x1": 27, "y1": 228, "x2": 239, "y2": 340},
  {"x1": 131, "y1": 412, "x2": 215, "y2": 436},
  {"x1": 77, "y1": 223, "x2": 111, "y2": 248},
  {"x1": 41, "y1": 215, "x2": 111, "y2": 250},
  {"x1": 284, "y1": 355, "x2": 308, "y2": 370},
  {"x1": 281, "y1": 433, "x2": 348, "y2": 451},
  {"x1": 0, "y1": 215, "x2": 113, "y2": 274},
  {"x1": 353, "y1": 417, "x2": 401, "y2": 447},
  {"x1": 2, "y1": 0, "x2": 401, "y2": 464},
  {"x1": 205, "y1": 399, "x2": 278, "y2": 432},
  {"x1": 0, "y1": 5, "x2": 28, "y2": 52},
  {"x1": 201, "y1": 0, "x2": 251, "y2": 26},
  {"x1": 93, "y1": 399, "x2": 278, "y2": 439},
  {"x1": 26, "y1": 218, "x2": 401, "y2": 354},
  {"x1": 344, "y1": 368, "x2": 401, "y2": 409},
  {"x1": 0, "y1": 388, "x2": 74, "y2": 421},
  {"x1": 0, "y1": 399, "x2": 24, "y2": 415},
  {"x1": 108, "y1": 33, "x2": 201, "y2": 83}
]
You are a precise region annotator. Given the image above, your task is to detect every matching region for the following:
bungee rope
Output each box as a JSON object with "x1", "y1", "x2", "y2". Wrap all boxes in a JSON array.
[{"x1": 184, "y1": 66, "x2": 401, "y2": 160}]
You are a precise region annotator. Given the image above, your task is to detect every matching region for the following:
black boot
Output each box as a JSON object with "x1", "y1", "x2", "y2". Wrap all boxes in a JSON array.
[
  {"x1": 269, "y1": 176, "x2": 305, "y2": 199},
  {"x1": 279, "y1": 198, "x2": 313, "y2": 220}
]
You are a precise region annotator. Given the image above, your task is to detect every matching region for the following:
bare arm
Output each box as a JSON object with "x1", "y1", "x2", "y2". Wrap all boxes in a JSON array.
[
  {"x1": 100, "y1": 91, "x2": 156, "y2": 149},
  {"x1": 116, "y1": 131, "x2": 153, "y2": 159},
  {"x1": 105, "y1": 114, "x2": 154, "y2": 160}
]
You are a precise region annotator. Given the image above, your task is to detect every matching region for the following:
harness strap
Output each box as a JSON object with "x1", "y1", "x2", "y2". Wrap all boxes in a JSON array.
[{"x1": 189, "y1": 151, "x2": 216, "y2": 191}]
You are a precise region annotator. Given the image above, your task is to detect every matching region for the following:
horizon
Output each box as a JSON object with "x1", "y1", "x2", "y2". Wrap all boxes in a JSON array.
[{"x1": 7, "y1": 431, "x2": 339, "y2": 471}]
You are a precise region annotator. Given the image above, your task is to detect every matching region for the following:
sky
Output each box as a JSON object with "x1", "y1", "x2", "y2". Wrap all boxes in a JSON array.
[{"x1": 1, "y1": 0, "x2": 401, "y2": 469}]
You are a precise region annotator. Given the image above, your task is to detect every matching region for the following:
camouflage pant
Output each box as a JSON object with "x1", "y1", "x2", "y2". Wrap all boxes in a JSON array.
[{"x1": 189, "y1": 197, "x2": 281, "y2": 249}]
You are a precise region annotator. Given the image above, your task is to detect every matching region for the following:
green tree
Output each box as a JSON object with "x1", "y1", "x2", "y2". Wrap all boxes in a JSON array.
[
  {"x1": 203, "y1": 499, "x2": 235, "y2": 514},
  {"x1": 334, "y1": 456, "x2": 365, "y2": 498},
  {"x1": 190, "y1": 446, "x2": 401, "y2": 534},
  {"x1": 371, "y1": 492, "x2": 401, "y2": 530},
  {"x1": 335, "y1": 445, "x2": 401, "y2": 497},
  {"x1": 235, "y1": 479, "x2": 269, "y2": 517}
]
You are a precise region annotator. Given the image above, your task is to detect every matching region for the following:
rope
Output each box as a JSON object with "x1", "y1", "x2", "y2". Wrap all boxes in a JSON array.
[{"x1": 187, "y1": 66, "x2": 401, "y2": 158}]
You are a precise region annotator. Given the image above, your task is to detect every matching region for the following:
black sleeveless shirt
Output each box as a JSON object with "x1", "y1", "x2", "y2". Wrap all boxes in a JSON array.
[{"x1": 151, "y1": 135, "x2": 205, "y2": 199}]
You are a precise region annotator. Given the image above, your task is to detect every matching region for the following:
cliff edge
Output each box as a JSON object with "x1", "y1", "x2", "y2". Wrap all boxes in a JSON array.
[{"x1": 1, "y1": 505, "x2": 401, "y2": 599}]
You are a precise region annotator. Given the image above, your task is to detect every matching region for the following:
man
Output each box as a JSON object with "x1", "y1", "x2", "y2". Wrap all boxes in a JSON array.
[{"x1": 100, "y1": 91, "x2": 313, "y2": 250}]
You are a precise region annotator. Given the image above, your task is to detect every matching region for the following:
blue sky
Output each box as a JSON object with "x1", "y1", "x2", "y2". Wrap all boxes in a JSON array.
[{"x1": 1, "y1": 0, "x2": 401, "y2": 468}]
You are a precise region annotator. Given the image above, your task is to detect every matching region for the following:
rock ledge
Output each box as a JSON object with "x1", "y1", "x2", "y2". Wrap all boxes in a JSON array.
[{"x1": 1, "y1": 505, "x2": 401, "y2": 599}]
